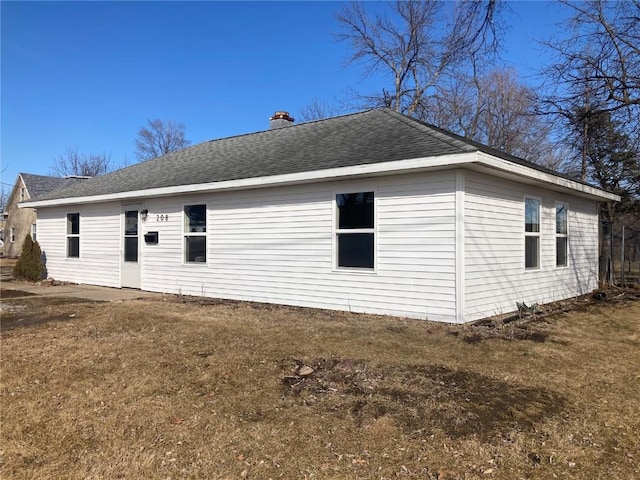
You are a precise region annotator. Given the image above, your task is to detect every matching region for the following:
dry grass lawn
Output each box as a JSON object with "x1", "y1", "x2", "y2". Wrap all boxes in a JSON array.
[{"x1": 1, "y1": 282, "x2": 639, "y2": 479}]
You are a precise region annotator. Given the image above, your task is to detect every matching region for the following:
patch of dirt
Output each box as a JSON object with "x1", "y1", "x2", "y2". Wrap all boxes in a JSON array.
[
  {"x1": 449, "y1": 323, "x2": 554, "y2": 344},
  {"x1": 0, "y1": 313, "x2": 78, "y2": 331},
  {"x1": 0, "y1": 297, "x2": 101, "y2": 331},
  {"x1": 1, "y1": 289, "x2": 37, "y2": 299},
  {"x1": 281, "y1": 358, "x2": 567, "y2": 440}
]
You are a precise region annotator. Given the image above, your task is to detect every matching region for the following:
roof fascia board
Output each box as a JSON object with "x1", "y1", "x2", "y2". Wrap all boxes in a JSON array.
[
  {"x1": 475, "y1": 151, "x2": 620, "y2": 202},
  {"x1": 21, "y1": 153, "x2": 476, "y2": 207}
]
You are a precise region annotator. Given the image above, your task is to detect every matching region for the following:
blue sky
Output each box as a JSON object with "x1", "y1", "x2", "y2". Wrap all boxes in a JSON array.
[{"x1": 1, "y1": 1, "x2": 567, "y2": 189}]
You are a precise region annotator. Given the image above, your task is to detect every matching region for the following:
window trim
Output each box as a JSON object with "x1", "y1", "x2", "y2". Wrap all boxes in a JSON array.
[
  {"x1": 524, "y1": 196, "x2": 541, "y2": 270},
  {"x1": 66, "y1": 212, "x2": 80, "y2": 258},
  {"x1": 183, "y1": 203, "x2": 207, "y2": 264},
  {"x1": 31, "y1": 223, "x2": 37, "y2": 242},
  {"x1": 555, "y1": 201, "x2": 569, "y2": 268},
  {"x1": 10, "y1": 227, "x2": 15, "y2": 243},
  {"x1": 333, "y1": 189, "x2": 377, "y2": 272}
]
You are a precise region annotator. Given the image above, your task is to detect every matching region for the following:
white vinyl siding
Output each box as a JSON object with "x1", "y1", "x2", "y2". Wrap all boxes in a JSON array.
[
  {"x1": 36, "y1": 203, "x2": 121, "y2": 287},
  {"x1": 140, "y1": 171, "x2": 458, "y2": 322},
  {"x1": 464, "y1": 171, "x2": 599, "y2": 321}
]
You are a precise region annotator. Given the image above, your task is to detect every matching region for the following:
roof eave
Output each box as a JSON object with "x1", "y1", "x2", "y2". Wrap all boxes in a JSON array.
[
  {"x1": 475, "y1": 152, "x2": 620, "y2": 202},
  {"x1": 21, "y1": 151, "x2": 619, "y2": 208},
  {"x1": 21, "y1": 153, "x2": 476, "y2": 207}
]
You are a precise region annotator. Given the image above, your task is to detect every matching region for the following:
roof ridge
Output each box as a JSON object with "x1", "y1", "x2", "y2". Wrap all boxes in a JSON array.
[
  {"x1": 203, "y1": 108, "x2": 372, "y2": 145},
  {"x1": 20, "y1": 172, "x2": 59, "y2": 179}
]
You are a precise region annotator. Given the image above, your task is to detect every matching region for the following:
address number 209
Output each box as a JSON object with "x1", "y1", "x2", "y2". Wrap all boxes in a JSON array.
[{"x1": 156, "y1": 214, "x2": 169, "y2": 222}]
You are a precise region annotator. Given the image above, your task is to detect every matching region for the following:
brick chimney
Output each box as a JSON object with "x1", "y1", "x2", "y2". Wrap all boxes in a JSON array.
[{"x1": 269, "y1": 111, "x2": 294, "y2": 129}]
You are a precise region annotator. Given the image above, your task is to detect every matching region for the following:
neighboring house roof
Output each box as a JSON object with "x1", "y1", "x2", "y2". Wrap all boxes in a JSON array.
[
  {"x1": 24, "y1": 109, "x2": 620, "y2": 206},
  {"x1": 20, "y1": 173, "x2": 88, "y2": 200}
]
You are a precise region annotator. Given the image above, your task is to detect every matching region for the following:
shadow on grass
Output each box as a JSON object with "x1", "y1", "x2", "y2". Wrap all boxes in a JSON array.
[
  {"x1": 0, "y1": 296, "x2": 103, "y2": 331},
  {"x1": 283, "y1": 359, "x2": 568, "y2": 440}
]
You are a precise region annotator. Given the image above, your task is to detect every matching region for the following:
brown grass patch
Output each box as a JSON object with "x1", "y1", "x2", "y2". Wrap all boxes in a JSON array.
[{"x1": 1, "y1": 292, "x2": 639, "y2": 479}]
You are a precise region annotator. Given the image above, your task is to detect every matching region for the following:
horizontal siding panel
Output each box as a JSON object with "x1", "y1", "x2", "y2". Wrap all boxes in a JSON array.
[
  {"x1": 169, "y1": 276, "x2": 456, "y2": 300},
  {"x1": 379, "y1": 260, "x2": 456, "y2": 272},
  {"x1": 379, "y1": 211, "x2": 454, "y2": 221},
  {"x1": 380, "y1": 243, "x2": 455, "y2": 254},
  {"x1": 465, "y1": 264, "x2": 524, "y2": 277},
  {"x1": 215, "y1": 213, "x2": 331, "y2": 224},
  {"x1": 213, "y1": 229, "x2": 327, "y2": 237},
  {"x1": 197, "y1": 268, "x2": 456, "y2": 288}
]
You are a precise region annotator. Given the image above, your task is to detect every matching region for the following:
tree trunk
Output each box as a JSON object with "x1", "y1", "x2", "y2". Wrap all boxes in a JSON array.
[{"x1": 599, "y1": 203, "x2": 613, "y2": 286}]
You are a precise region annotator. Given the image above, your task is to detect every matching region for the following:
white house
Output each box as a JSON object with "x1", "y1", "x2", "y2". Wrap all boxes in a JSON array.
[{"x1": 22, "y1": 109, "x2": 619, "y2": 323}]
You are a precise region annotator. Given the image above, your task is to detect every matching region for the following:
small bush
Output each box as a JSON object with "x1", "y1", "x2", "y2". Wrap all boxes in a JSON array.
[{"x1": 13, "y1": 234, "x2": 45, "y2": 281}]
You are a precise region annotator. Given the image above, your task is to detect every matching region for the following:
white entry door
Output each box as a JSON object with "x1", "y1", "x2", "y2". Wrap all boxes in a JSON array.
[{"x1": 121, "y1": 205, "x2": 142, "y2": 288}]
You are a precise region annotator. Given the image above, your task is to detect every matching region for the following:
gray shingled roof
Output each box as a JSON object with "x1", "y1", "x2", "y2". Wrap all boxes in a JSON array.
[
  {"x1": 21, "y1": 173, "x2": 87, "y2": 199},
  {"x1": 32, "y1": 109, "x2": 562, "y2": 202}
]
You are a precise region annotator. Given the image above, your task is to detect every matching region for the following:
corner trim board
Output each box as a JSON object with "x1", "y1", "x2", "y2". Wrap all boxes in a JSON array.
[{"x1": 455, "y1": 169, "x2": 465, "y2": 323}]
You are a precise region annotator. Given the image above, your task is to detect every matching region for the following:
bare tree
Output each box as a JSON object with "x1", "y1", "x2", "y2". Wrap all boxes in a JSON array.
[
  {"x1": 51, "y1": 148, "x2": 113, "y2": 177},
  {"x1": 0, "y1": 186, "x2": 9, "y2": 213},
  {"x1": 478, "y1": 70, "x2": 561, "y2": 166},
  {"x1": 541, "y1": 0, "x2": 639, "y2": 117},
  {"x1": 0, "y1": 163, "x2": 8, "y2": 212},
  {"x1": 134, "y1": 119, "x2": 191, "y2": 161},
  {"x1": 425, "y1": 68, "x2": 564, "y2": 169},
  {"x1": 536, "y1": 0, "x2": 640, "y2": 187},
  {"x1": 335, "y1": 0, "x2": 502, "y2": 116},
  {"x1": 298, "y1": 98, "x2": 341, "y2": 122}
]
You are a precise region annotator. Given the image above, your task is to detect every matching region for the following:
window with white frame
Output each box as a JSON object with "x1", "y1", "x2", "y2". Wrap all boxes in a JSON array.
[
  {"x1": 556, "y1": 202, "x2": 568, "y2": 267},
  {"x1": 336, "y1": 191, "x2": 375, "y2": 269},
  {"x1": 31, "y1": 223, "x2": 37, "y2": 241},
  {"x1": 67, "y1": 213, "x2": 80, "y2": 258},
  {"x1": 184, "y1": 204, "x2": 206, "y2": 263},
  {"x1": 524, "y1": 198, "x2": 540, "y2": 269},
  {"x1": 10, "y1": 227, "x2": 15, "y2": 243}
]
